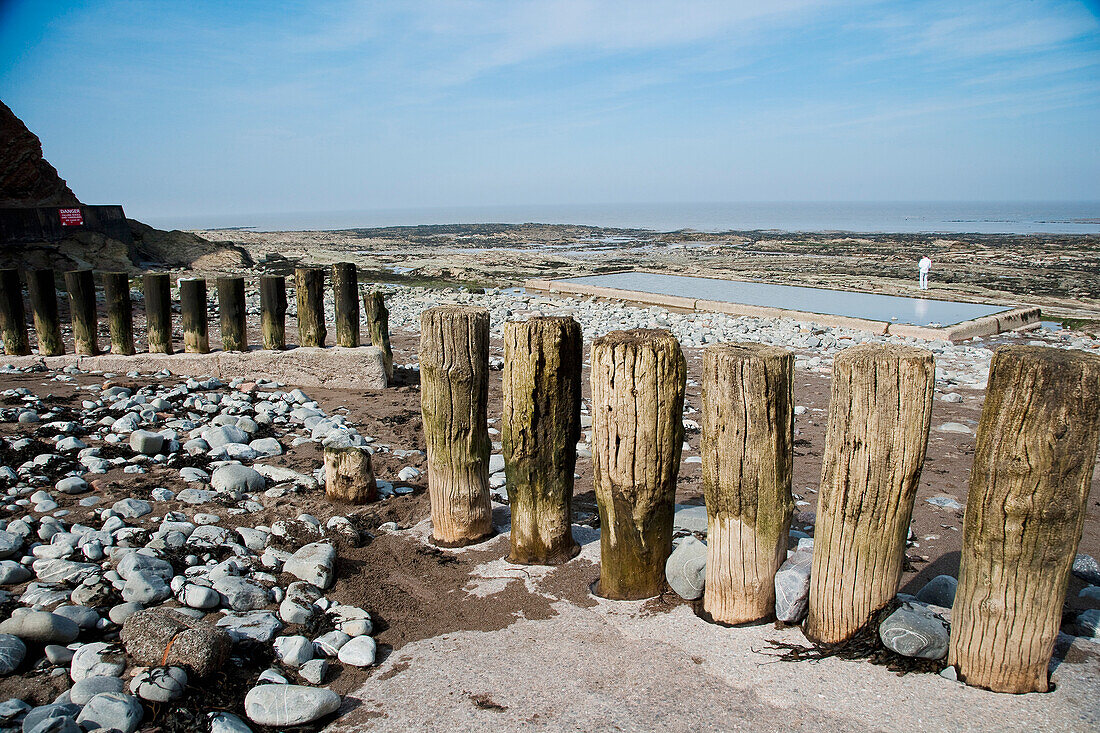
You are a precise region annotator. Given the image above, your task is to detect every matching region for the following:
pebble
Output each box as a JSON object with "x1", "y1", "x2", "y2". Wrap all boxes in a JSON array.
[
  {"x1": 216, "y1": 611, "x2": 283, "y2": 643},
  {"x1": 209, "y1": 711, "x2": 254, "y2": 733},
  {"x1": 1073, "y1": 554, "x2": 1100, "y2": 586},
  {"x1": 299, "y1": 658, "x2": 329, "y2": 685},
  {"x1": 664, "y1": 537, "x2": 707, "y2": 601},
  {"x1": 273, "y1": 635, "x2": 314, "y2": 667},
  {"x1": 0, "y1": 611, "x2": 80, "y2": 644},
  {"x1": 128, "y1": 430, "x2": 165, "y2": 456},
  {"x1": 53, "y1": 477, "x2": 88, "y2": 495},
  {"x1": 70, "y1": 641, "x2": 126, "y2": 681},
  {"x1": 915, "y1": 575, "x2": 958, "y2": 608},
  {"x1": 0, "y1": 634, "x2": 26, "y2": 674},
  {"x1": 879, "y1": 602, "x2": 950, "y2": 659},
  {"x1": 284, "y1": 542, "x2": 336, "y2": 589},
  {"x1": 211, "y1": 464, "x2": 266, "y2": 493},
  {"x1": 75, "y1": 692, "x2": 144, "y2": 733},
  {"x1": 112, "y1": 498, "x2": 152, "y2": 519},
  {"x1": 129, "y1": 666, "x2": 188, "y2": 702},
  {"x1": 70, "y1": 675, "x2": 125, "y2": 705},
  {"x1": 244, "y1": 684, "x2": 341, "y2": 727},
  {"x1": 336, "y1": 635, "x2": 377, "y2": 667},
  {"x1": 774, "y1": 552, "x2": 812, "y2": 623}
]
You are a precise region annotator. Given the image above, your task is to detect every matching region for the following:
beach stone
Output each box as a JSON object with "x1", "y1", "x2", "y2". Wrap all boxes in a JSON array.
[
  {"x1": 244, "y1": 684, "x2": 340, "y2": 727},
  {"x1": 211, "y1": 576, "x2": 270, "y2": 611},
  {"x1": 0, "y1": 611, "x2": 79, "y2": 644},
  {"x1": 121, "y1": 608, "x2": 231, "y2": 677},
  {"x1": 177, "y1": 488, "x2": 215, "y2": 504},
  {"x1": 211, "y1": 465, "x2": 265, "y2": 493},
  {"x1": 128, "y1": 430, "x2": 164, "y2": 456},
  {"x1": 336, "y1": 635, "x2": 376, "y2": 667},
  {"x1": 879, "y1": 602, "x2": 950, "y2": 659},
  {"x1": 216, "y1": 611, "x2": 283, "y2": 643},
  {"x1": 44, "y1": 644, "x2": 74, "y2": 664},
  {"x1": 0, "y1": 530, "x2": 21, "y2": 559},
  {"x1": 774, "y1": 552, "x2": 812, "y2": 623},
  {"x1": 179, "y1": 467, "x2": 209, "y2": 483},
  {"x1": 915, "y1": 575, "x2": 958, "y2": 608},
  {"x1": 1076, "y1": 609, "x2": 1100, "y2": 638},
  {"x1": 0, "y1": 634, "x2": 25, "y2": 674},
  {"x1": 202, "y1": 425, "x2": 248, "y2": 449},
  {"x1": 283, "y1": 542, "x2": 336, "y2": 590},
  {"x1": 279, "y1": 582, "x2": 321, "y2": 624},
  {"x1": 179, "y1": 583, "x2": 220, "y2": 610},
  {"x1": 54, "y1": 477, "x2": 88, "y2": 495},
  {"x1": 936, "y1": 422, "x2": 973, "y2": 434},
  {"x1": 313, "y1": 630, "x2": 351, "y2": 657},
  {"x1": 70, "y1": 642, "x2": 126, "y2": 682},
  {"x1": 70, "y1": 676, "x2": 125, "y2": 705},
  {"x1": 0, "y1": 560, "x2": 31, "y2": 585},
  {"x1": 111, "y1": 499, "x2": 152, "y2": 520},
  {"x1": 273, "y1": 635, "x2": 314, "y2": 668},
  {"x1": 151, "y1": 487, "x2": 175, "y2": 502},
  {"x1": 121, "y1": 571, "x2": 172, "y2": 605},
  {"x1": 76, "y1": 692, "x2": 143, "y2": 733},
  {"x1": 52, "y1": 605, "x2": 100, "y2": 630},
  {"x1": 21, "y1": 703, "x2": 81, "y2": 733},
  {"x1": 108, "y1": 603, "x2": 144, "y2": 626},
  {"x1": 298, "y1": 658, "x2": 329, "y2": 685},
  {"x1": 1073, "y1": 554, "x2": 1100, "y2": 585},
  {"x1": 129, "y1": 666, "x2": 187, "y2": 702},
  {"x1": 0, "y1": 697, "x2": 30, "y2": 723},
  {"x1": 209, "y1": 712, "x2": 253, "y2": 733},
  {"x1": 925, "y1": 495, "x2": 963, "y2": 511},
  {"x1": 664, "y1": 537, "x2": 707, "y2": 600},
  {"x1": 249, "y1": 438, "x2": 282, "y2": 457},
  {"x1": 33, "y1": 558, "x2": 97, "y2": 584}
]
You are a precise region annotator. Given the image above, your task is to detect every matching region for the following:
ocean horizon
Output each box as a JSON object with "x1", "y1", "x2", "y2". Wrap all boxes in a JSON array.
[{"x1": 142, "y1": 200, "x2": 1100, "y2": 236}]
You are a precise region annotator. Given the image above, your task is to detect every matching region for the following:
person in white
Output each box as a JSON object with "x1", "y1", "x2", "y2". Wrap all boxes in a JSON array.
[{"x1": 918, "y1": 256, "x2": 932, "y2": 290}]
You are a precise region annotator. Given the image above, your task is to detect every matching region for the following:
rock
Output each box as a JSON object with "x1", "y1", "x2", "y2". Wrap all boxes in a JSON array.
[
  {"x1": 209, "y1": 711, "x2": 254, "y2": 733},
  {"x1": 129, "y1": 666, "x2": 187, "y2": 702},
  {"x1": 915, "y1": 575, "x2": 958, "y2": 608},
  {"x1": 107, "y1": 603, "x2": 144, "y2": 626},
  {"x1": 774, "y1": 552, "x2": 812, "y2": 623},
  {"x1": 879, "y1": 602, "x2": 950, "y2": 659},
  {"x1": 925, "y1": 495, "x2": 963, "y2": 511},
  {"x1": 0, "y1": 611, "x2": 80, "y2": 644},
  {"x1": 1073, "y1": 554, "x2": 1100, "y2": 585},
  {"x1": 216, "y1": 611, "x2": 283, "y2": 643},
  {"x1": 211, "y1": 465, "x2": 265, "y2": 493},
  {"x1": 0, "y1": 697, "x2": 30, "y2": 723},
  {"x1": 21, "y1": 702, "x2": 81, "y2": 733},
  {"x1": 70, "y1": 675, "x2": 125, "y2": 705},
  {"x1": 121, "y1": 608, "x2": 231, "y2": 677},
  {"x1": 313, "y1": 630, "x2": 351, "y2": 657},
  {"x1": 0, "y1": 634, "x2": 25, "y2": 674},
  {"x1": 44, "y1": 644, "x2": 74, "y2": 664},
  {"x1": 397, "y1": 466, "x2": 419, "y2": 481},
  {"x1": 249, "y1": 438, "x2": 282, "y2": 457},
  {"x1": 279, "y1": 582, "x2": 321, "y2": 624},
  {"x1": 53, "y1": 477, "x2": 88, "y2": 495},
  {"x1": 202, "y1": 425, "x2": 248, "y2": 449},
  {"x1": 128, "y1": 430, "x2": 164, "y2": 456},
  {"x1": 0, "y1": 531, "x2": 21, "y2": 559},
  {"x1": 936, "y1": 422, "x2": 973, "y2": 434},
  {"x1": 1076, "y1": 608, "x2": 1100, "y2": 639},
  {"x1": 336, "y1": 635, "x2": 376, "y2": 667},
  {"x1": 283, "y1": 542, "x2": 336, "y2": 590},
  {"x1": 70, "y1": 641, "x2": 126, "y2": 681},
  {"x1": 34, "y1": 559, "x2": 98, "y2": 584},
  {"x1": 111, "y1": 498, "x2": 152, "y2": 519},
  {"x1": 298, "y1": 658, "x2": 329, "y2": 685},
  {"x1": 0, "y1": 560, "x2": 31, "y2": 584},
  {"x1": 273, "y1": 635, "x2": 314, "y2": 668},
  {"x1": 664, "y1": 537, "x2": 707, "y2": 600},
  {"x1": 244, "y1": 684, "x2": 341, "y2": 727},
  {"x1": 939, "y1": 665, "x2": 959, "y2": 681},
  {"x1": 52, "y1": 605, "x2": 100, "y2": 630},
  {"x1": 179, "y1": 467, "x2": 209, "y2": 483},
  {"x1": 121, "y1": 571, "x2": 172, "y2": 605},
  {"x1": 672, "y1": 504, "x2": 708, "y2": 534},
  {"x1": 177, "y1": 488, "x2": 215, "y2": 504},
  {"x1": 75, "y1": 692, "x2": 143, "y2": 733},
  {"x1": 211, "y1": 576, "x2": 270, "y2": 612},
  {"x1": 178, "y1": 583, "x2": 220, "y2": 610}
]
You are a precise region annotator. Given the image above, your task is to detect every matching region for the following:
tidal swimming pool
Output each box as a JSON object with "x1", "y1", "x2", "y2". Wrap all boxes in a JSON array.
[{"x1": 558, "y1": 272, "x2": 1010, "y2": 327}]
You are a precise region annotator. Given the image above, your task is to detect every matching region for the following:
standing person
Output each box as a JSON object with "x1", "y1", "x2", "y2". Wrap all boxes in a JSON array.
[{"x1": 918, "y1": 255, "x2": 932, "y2": 290}]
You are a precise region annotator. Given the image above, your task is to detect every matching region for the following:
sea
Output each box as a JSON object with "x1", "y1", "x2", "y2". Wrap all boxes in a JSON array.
[{"x1": 145, "y1": 201, "x2": 1100, "y2": 236}]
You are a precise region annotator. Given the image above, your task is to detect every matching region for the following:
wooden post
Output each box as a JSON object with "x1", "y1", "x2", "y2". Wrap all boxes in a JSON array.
[
  {"x1": 364, "y1": 289, "x2": 393, "y2": 379},
  {"x1": 948, "y1": 346, "x2": 1100, "y2": 693},
  {"x1": 805, "y1": 344, "x2": 934, "y2": 644},
  {"x1": 179, "y1": 278, "x2": 209, "y2": 354},
  {"x1": 502, "y1": 316, "x2": 582, "y2": 565},
  {"x1": 259, "y1": 275, "x2": 286, "y2": 350},
  {"x1": 101, "y1": 272, "x2": 135, "y2": 356},
  {"x1": 0, "y1": 269, "x2": 30, "y2": 356},
  {"x1": 419, "y1": 306, "x2": 492, "y2": 546},
  {"x1": 143, "y1": 273, "x2": 173, "y2": 354},
  {"x1": 590, "y1": 329, "x2": 686, "y2": 600},
  {"x1": 324, "y1": 444, "x2": 377, "y2": 504},
  {"x1": 701, "y1": 343, "x2": 795, "y2": 625},
  {"x1": 64, "y1": 269, "x2": 99, "y2": 356},
  {"x1": 331, "y1": 262, "x2": 359, "y2": 348},
  {"x1": 25, "y1": 269, "x2": 63, "y2": 356},
  {"x1": 217, "y1": 276, "x2": 247, "y2": 352},
  {"x1": 295, "y1": 267, "x2": 326, "y2": 347}
]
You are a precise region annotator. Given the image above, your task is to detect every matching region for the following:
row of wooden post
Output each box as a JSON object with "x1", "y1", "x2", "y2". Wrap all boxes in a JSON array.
[
  {"x1": 416, "y1": 306, "x2": 1100, "y2": 695},
  {"x1": 0, "y1": 265, "x2": 394, "y2": 376}
]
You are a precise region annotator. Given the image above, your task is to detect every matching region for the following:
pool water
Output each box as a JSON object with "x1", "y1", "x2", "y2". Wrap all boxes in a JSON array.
[{"x1": 559, "y1": 272, "x2": 1010, "y2": 327}]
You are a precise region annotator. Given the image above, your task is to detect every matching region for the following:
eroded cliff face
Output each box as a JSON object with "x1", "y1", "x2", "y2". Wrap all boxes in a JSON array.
[{"x1": 0, "y1": 100, "x2": 80, "y2": 208}]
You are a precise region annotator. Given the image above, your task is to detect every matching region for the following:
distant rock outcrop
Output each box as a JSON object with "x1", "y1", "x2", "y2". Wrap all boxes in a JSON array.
[{"x1": 0, "y1": 100, "x2": 80, "y2": 208}]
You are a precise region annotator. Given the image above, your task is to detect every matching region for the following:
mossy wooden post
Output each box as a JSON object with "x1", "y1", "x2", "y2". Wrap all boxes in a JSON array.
[
  {"x1": 420, "y1": 306, "x2": 492, "y2": 546},
  {"x1": 259, "y1": 275, "x2": 287, "y2": 350},
  {"x1": 295, "y1": 267, "x2": 326, "y2": 347},
  {"x1": 331, "y1": 262, "x2": 359, "y2": 348},
  {"x1": 591, "y1": 329, "x2": 686, "y2": 600},
  {"x1": 324, "y1": 444, "x2": 377, "y2": 504},
  {"x1": 805, "y1": 344, "x2": 935, "y2": 644},
  {"x1": 364, "y1": 289, "x2": 393, "y2": 379},
  {"x1": 502, "y1": 316, "x2": 582, "y2": 565},
  {"x1": 101, "y1": 272, "x2": 135, "y2": 356},
  {"x1": 217, "y1": 276, "x2": 247, "y2": 352},
  {"x1": 143, "y1": 273, "x2": 173, "y2": 354},
  {"x1": 948, "y1": 346, "x2": 1100, "y2": 694},
  {"x1": 702, "y1": 343, "x2": 795, "y2": 625},
  {"x1": 179, "y1": 278, "x2": 209, "y2": 354},
  {"x1": 25, "y1": 269, "x2": 63, "y2": 356},
  {"x1": 64, "y1": 269, "x2": 99, "y2": 356},
  {"x1": 0, "y1": 269, "x2": 30, "y2": 356}
]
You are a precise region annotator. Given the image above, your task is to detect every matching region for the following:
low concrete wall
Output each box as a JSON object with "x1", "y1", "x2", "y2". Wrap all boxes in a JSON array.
[{"x1": 1, "y1": 346, "x2": 388, "y2": 390}]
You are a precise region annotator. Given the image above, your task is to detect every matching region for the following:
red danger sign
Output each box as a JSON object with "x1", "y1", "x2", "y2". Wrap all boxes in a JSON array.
[{"x1": 59, "y1": 208, "x2": 83, "y2": 226}]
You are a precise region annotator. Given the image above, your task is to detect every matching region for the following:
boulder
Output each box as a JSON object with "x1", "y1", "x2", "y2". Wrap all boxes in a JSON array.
[{"x1": 121, "y1": 608, "x2": 231, "y2": 677}]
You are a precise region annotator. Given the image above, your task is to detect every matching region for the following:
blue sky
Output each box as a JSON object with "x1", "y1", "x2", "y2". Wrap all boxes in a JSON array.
[{"x1": 1, "y1": 0, "x2": 1098, "y2": 223}]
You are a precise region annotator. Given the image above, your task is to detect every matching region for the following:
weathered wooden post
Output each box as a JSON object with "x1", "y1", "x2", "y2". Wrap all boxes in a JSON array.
[
  {"x1": 324, "y1": 444, "x2": 377, "y2": 504},
  {"x1": 590, "y1": 329, "x2": 686, "y2": 600},
  {"x1": 102, "y1": 272, "x2": 135, "y2": 356},
  {"x1": 259, "y1": 275, "x2": 287, "y2": 350},
  {"x1": 420, "y1": 306, "x2": 492, "y2": 546},
  {"x1": 331, "y1": 262, "x2": 359, "y2": 348},
  {"x1": 502, "y1": 316, "x2": 582, "y2": 565},
  {"x1": 805, "y1": 344, "x2": 934, "y2": 644},
  {"x1": 295, "y1": 267, "x2": 326, "y2": 347},
  {"x1": 178, "y1": 278, "x2": 209, "y2": 353},
  {"x1": 364, "y1": 289, "x2": 393, "y2": 379},
  {"x1": 949, "y1": 346, "x2": 1100, "y2": 693},
  {"x1": 25, "y1": 269, "x2": 63, "y2": 356},
  {"x1": 217, "y1": 276, "x2": 247, "y2": 352},
  {"x1": 143, "y1": 273, "x2": 173, "y2": 354},
  {"x1": 0, "y1": 269, "x2": 30, "y2": 356},
  {"x1": 64, "y1": 269, "x2": 99, "y2": 356},
  {"x1": 702, "y1": 343, "x2": 795, "y2": 625}
]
